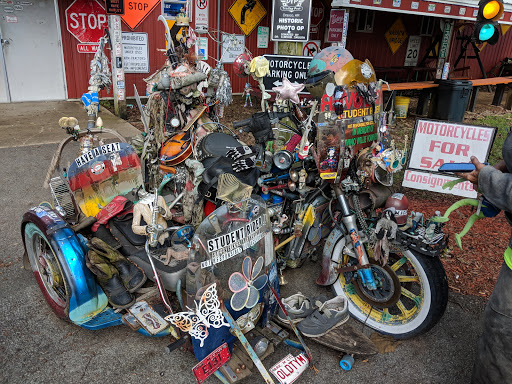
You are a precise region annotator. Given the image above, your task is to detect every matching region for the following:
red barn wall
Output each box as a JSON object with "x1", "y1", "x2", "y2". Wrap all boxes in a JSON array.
[
  {"x1": 345, "y1": 10, "x2": 432, "y2": 76},
  {"x1": 58, "y1": 0, "x2": 166, "y2": 99},
  {"x1": 448, "y1": 23, "x2": 512, "y2": 79}
]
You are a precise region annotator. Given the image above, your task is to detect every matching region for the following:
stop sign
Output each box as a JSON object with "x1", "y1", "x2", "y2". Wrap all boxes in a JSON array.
[
  {"x1": 66, "y1": 0, "x2": 108, "y2": 44},
  {"x1": 311, "y1": 2, "x2": 325, "y2": 27}
]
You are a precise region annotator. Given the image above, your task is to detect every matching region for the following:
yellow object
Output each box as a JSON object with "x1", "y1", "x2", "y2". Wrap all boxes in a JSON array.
[
  {"x1": 250, "y1": 56, "x2": 270, "y2": 78},
  {"x1": 394, "y1": 96, "x2": 410, "y2": 119},
  {"x1": 228, "y1": 0, "x2": 267, "y2": 35},
  {"x1": 385, "y1": 18, "x2": 408, "y2": 54},
  {"x1": 334, "y1": 59, "x2": 377, "y2": 87},
  {"x1": 483, "y1": 1, "x2": 503, "y2": 20}
]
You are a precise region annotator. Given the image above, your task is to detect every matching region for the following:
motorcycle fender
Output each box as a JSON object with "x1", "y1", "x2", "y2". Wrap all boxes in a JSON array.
[
  {"x1": 317, "y1": 226, "x2": 347, "y2": 286},
  {"x1": 21, "y1": 207, "x2": 108, "y2": 325}
]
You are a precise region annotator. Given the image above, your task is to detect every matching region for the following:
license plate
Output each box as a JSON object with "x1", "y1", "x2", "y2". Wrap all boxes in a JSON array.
[
  {"x1": 192, "y1": 343, "x2": 231, "y2": 384},
  {"x1": 270, "y1": 353, "x2": 309, "y2": 384}
]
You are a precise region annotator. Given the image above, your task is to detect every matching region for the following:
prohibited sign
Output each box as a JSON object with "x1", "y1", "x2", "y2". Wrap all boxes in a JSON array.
[
  {"x1": 303, "y1": 41, "x2": 321, "y2": 56},
  {"x1": 197, "y1": 0, "x2": 207, "y2": 10}
]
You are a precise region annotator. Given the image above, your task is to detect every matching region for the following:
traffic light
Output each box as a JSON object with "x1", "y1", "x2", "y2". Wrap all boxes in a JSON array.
[{"x1": 474, "y1": 0, "x2": 504, "y2": 45}]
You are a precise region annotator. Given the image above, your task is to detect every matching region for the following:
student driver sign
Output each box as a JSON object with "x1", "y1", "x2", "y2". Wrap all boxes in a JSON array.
[{"x1": 403, "y1": 119, "x2": 496, "y2": 198}]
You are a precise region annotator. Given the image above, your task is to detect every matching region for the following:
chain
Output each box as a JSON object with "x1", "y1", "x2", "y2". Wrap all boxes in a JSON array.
[{"x1": 352, "y1": 193, "x2": 376, "y2": 247}]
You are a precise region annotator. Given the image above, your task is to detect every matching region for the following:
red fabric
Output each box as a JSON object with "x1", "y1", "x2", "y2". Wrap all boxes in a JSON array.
[{"x1": 91, "y1": 196, "x2": 132, "y2": 232}]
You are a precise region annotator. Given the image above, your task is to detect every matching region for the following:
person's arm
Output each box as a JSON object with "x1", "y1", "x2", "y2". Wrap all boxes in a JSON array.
[
  {"x1": 494, "y1": 160, "x2": 508, "y2": 173},
  {"x1": 459, "y1": 157, "x2": 512, "y2": 212}
]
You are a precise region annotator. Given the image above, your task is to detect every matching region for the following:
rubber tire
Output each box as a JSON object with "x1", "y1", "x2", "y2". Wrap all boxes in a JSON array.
[
  {"x1": 332, "y1": 242, "x2": 448, "y2": 339},
  {"x1": 24, "y1": 223, "x2": 70, "y2": 320}
]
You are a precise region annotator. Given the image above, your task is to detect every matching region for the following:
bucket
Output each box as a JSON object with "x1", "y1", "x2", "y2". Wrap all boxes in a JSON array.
[{"x1": 394, "y1": 96, "x2": 410, "y2": 119}]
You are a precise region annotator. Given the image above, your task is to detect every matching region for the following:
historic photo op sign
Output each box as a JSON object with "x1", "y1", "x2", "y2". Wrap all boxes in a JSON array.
[
  {"x1": 403, "y1": 119, "x2": 496, "y2": 198},
  {"x1": 271, "y1": 0, "x2": 312, "y2": 42}
]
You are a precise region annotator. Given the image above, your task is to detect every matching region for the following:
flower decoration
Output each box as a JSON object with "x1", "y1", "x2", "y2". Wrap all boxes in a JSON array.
[{"x1": 228, "y1": 256, "x2": 268, "y2": 311}]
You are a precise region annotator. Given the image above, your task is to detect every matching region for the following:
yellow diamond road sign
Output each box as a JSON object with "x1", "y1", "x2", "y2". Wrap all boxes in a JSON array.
[
  {"x1": 385, "y1": 18, "x2": 408, "y2": 55},
  {"x1": 229, "y1": 0, "x2": 267, "y2": 36}
]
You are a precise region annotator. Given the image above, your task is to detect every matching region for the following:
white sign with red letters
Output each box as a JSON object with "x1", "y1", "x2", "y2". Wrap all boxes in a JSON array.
[{"x1": 403, "y1": 119, "x2": 496, "y2": 198}]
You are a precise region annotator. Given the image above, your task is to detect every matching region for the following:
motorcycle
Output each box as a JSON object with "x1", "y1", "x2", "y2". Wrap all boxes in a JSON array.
[{"x1": 21, "y1": 21, "x2": 450, "y2": 384}]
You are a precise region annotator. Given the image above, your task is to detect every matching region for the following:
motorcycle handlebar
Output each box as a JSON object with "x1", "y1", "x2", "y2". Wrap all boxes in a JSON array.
[
  {"x1": 232, "y1": 112, "x2": 292, "y2": 130},
  {"x1": 232, "y1": 118, "x2": 252, "y2": 129}
]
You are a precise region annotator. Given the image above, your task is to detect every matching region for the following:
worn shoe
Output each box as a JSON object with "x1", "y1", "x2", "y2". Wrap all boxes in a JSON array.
[
  {"x1": 100, "y1": 274, "x2": 136, "y2": 309},
  {"x1": 85, "y1": 250, "x2": 135, "y2": 309},
  {"x1": 89, "y1": 238, "x2": 146, "y2": 292},
  {"x1": 297, "y1": 296, "x2": 349, "y2": 337},
  {"x1": 276, "y1": 293, "x2": 328, "y2": 324}
]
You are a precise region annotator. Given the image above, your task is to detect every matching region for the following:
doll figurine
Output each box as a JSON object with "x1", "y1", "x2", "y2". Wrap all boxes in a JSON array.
[{"x1": 242, "y1": 82, "x2": 253, "y2": 107}]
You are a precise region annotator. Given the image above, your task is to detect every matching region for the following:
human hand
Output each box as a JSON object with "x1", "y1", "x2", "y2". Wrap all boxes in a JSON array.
[{"x1": 456, "y1": 156, "x2": 486, "y2": 188}]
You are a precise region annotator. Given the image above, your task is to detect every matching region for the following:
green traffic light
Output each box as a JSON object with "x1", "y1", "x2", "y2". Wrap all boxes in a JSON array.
[{"x1": 479, "y1": 23, "x2": 496, "y2": 41}]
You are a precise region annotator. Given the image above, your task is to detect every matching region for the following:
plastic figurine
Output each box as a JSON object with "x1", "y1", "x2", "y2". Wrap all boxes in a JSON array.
[
  {"x1": 242, "y1": 82, "x2": 253, "y2": 107},
  {"x1": 320, "y1": 147, "x2": 339, "y2": 172}
]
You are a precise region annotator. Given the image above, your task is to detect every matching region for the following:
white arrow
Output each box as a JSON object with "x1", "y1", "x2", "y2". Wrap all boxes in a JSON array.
[{"x1": 273, "y1": 81, "x2": 282, "y2": 86}]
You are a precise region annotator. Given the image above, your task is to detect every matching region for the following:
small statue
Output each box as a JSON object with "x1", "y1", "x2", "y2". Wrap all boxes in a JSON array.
[
  {"x1": 373, "y1": 208, "x2": 398, "y2": 265},
  {"x1": 320, "y1": 146, "x2": 339, "y2": 172},
  {"x1": 242, "y1": 82, "x2": 253, "y2": 107},
  {"x1": 132, "y1": 190, "x2": 173, "y2": 246}
]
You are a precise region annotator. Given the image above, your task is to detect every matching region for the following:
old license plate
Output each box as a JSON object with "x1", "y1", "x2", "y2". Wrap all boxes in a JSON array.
[
  {"x1": 270, "y1": 353, "x2": 309, "y2": 384},
  {"x1": 192, "y1": 343, "x2": 231, "y2": 384}
]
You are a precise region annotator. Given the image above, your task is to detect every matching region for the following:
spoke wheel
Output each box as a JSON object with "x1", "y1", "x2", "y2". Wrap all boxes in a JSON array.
[
  {"x1": 333, "y1": 238, "x2": 448, "y2": 339},
  {"x1": 25, "y1": 223, "x2": 70, "y2": 319}
]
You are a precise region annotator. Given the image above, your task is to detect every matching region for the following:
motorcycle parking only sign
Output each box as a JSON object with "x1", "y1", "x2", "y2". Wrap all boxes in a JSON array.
[
  {"x1": 271, "y1": 0, "x2": 312, "y2": 42},
  {"x1": 263, "y1": 54, "x2": 312, "y2": 93}
]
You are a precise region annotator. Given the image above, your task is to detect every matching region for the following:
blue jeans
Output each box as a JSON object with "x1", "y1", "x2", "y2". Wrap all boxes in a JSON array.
[{"x1": 472, "y1": 263, "x2": 512, "y2": 383}]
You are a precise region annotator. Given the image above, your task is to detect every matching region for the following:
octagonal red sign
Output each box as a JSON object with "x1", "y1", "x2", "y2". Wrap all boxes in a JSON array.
[
  {"x1": 311, "y1": 2, "x2": 325, "y2": 27},
  {"x1": 66, "y1": 0, "x2": 108, "y2": 44}
]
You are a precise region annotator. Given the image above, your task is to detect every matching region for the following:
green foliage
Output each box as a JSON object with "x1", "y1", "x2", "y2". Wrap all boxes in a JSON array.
[{"x1": 475, "y1": 114, "x2": 512, "y2": 164}]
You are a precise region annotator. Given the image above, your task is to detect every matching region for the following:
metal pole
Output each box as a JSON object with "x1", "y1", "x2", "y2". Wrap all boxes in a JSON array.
[
  {"x1": 0, "y1": 28, "x2": 11, "y2": 102},
  {"x1": 108, "y1": 15, "x2": 127, "y2": 119},
  {"x1": 217, "y1": 0, "x2": 221, "y2": 61}
]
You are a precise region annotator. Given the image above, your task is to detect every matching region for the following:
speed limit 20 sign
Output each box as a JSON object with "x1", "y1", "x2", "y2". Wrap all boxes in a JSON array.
[{"x1": 404, "y1": 35, "x2": 421, "y2": 67}]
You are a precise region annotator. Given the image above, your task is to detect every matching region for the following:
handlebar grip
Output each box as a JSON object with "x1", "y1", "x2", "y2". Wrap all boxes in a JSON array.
[
  {"x1": 275, "y1": 112, "x2": 291, "y2": 119},
  {"x1": 232, "y1": 118, "x2": 252, "y2": 129}
]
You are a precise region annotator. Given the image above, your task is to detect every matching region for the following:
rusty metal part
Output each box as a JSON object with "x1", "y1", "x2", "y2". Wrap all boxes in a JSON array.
[{"x1": 352, "y1": 258, "x2": 401, "y2": 309}]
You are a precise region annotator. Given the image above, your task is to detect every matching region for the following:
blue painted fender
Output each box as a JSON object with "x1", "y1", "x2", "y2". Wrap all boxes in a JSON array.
[{"x1": 22, "y1": 206, "x2": 108, "y2": 325}]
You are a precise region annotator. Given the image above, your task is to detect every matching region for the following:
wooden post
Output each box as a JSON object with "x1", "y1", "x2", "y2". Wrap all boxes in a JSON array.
[{"x1": 108, "y1": 15, "x2": 127, "y2": 119}]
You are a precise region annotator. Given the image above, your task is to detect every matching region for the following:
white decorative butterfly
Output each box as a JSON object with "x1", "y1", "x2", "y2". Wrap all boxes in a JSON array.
[{"x1": 165, "y1": 283, "x2": 229, "y2": 347}]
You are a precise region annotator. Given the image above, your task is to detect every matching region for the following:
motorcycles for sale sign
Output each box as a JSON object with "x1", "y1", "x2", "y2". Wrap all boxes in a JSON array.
[
  {"x1": 403, "y1": 119, "x2": 496, "y2": 198},
  {"x1": 66, "y1": 0, "x2": 107, "y2": 53}
]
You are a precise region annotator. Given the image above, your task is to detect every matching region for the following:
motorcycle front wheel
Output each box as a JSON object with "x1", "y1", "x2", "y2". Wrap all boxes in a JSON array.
[{"x1": 331, "y1": 238, "x2": 448, "y2": 339}]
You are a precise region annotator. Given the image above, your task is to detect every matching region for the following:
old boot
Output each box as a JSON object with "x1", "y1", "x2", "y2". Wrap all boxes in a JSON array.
[
  {"x1": 85, "y1": 250, "x2": 135, "y2": 309},
  {"x1": 89, "y1": 237, "x2": 146, "y2": 292}
]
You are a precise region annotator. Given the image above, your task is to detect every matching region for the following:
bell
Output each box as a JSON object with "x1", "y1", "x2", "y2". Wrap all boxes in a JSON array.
[{"x1": 279, "y1": 270, "x2": 288, "y2": 285}]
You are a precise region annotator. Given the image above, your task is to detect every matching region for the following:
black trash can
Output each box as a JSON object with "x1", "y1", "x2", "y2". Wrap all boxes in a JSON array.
[{"x1": 428, "y1": 80, "x2": 473, "y2": 122}]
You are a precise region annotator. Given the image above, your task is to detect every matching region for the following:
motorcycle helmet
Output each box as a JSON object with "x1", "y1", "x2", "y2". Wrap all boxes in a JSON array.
[
  {"x1": 384, "y1": 193, "x2": 409, "y2": 225},
  {"x1": 308, "y1": 46, "x2": 354, "y2": 76},
  {"x1": 304, "y1": 70, "x2": 335, "y2": 99},
  {"x1": 334, "y1": 59, "x2": 377, "y2": 88}
]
